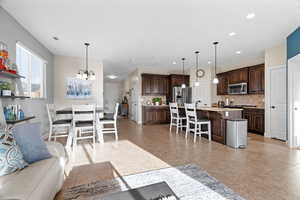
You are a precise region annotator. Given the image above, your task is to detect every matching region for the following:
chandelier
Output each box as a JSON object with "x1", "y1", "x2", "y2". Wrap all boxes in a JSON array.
[{"x1": 76, "y1": 43, "x2": 95, "y2": 80}]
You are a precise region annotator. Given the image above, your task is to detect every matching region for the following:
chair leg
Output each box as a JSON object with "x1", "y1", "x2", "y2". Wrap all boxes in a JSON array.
[
  {"x1": 169, "y1": 118, "x2": 172, "y2": 132},
  {"x1": 193, "y1": 129, "x2": 197, "y2": 143},
  {"x1": 97, "y1": 125, "x2": 104, "y2": 144},
  {"x1": 48, "y1": 125, "x2": 53, "y2": 141},
  {"x1": 185, "y1": 121, "x2": 189, "y2": 138},
  {"x1": 176, "y1": 119, "x2": 179, "y2": 134},
  {"x1": 92, "y1": 128, "x2": 96, "y2": 150},
  {"x1": 208, "y1": 122, "x2": 211, "y2": 141},
  {"x1": 180, "y1": 119, "x2": 183, "y2": 131},
  {"x1": 114, "y1": 122, "x2": 118, "y2": 141}
]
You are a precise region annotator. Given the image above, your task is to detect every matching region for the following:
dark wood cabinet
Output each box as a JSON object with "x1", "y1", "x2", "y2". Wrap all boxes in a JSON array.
[
  {"x1": 248, "y1": 64, "x2": 265, "y2": 94},
  {"x1": 142, "y1": 74, "x2": 169, "y2": 96},
  {"x1": 217, "y1": 72, "x2": 228, "y2": 95},
  {"x1": 227, "y1": 68, "x2": 249, "y2": 84},
  {"x1": 143, "y1": 106, "x2": 170, "y2": 124},
  {"x1": 216, "y1": 63, "x2": 264, "y2": 95},
  {"x1": 243, "y1": 108, "x2": 264, "y2": 135}
]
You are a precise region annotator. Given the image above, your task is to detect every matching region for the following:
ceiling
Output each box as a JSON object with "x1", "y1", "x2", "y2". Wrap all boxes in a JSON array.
[{"x1": 1, "y1": 0, "x2": 300, "y2": 80}]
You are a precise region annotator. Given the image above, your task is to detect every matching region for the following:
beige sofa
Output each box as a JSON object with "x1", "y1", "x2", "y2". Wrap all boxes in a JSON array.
[{"x1": 0, "y1": 142, "x2": 67, "y2": 200}]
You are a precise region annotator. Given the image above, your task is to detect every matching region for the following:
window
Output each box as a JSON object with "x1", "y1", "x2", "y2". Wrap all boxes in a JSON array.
[{"x1": 16, "y1": 42, "x2": 46, "y2": 98}]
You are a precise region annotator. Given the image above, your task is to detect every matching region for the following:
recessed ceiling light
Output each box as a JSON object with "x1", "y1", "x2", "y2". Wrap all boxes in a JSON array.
[
  {"x1": 246, "y1": 13, "x2": 255, "y2": 19},
  {"x1": 236, "y1": 51, "x2": 242, "y2": 55},
  {"x1": 172, "y1": 61, "x2": 177, "y2": 65},
  {"x1": 208, "y1": 61, "x2": 212, "y2": 64},
  {"x1": 53, "y1": 36, "x2": 59, "y2": 40},
  {"x1": 107, "y1": 75, "x2": 118, "y2": 79},
  {"x1": 229, "y1": 32, "x2": 236, "y2": 36}
]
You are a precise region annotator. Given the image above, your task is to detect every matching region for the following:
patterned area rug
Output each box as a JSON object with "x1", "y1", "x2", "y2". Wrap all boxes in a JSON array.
[{"x1": 64, "y1": 164, "x2": 245, "y2": 200}]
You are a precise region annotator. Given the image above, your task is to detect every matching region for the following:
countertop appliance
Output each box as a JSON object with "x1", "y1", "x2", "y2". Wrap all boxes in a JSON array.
[
  {"x1": 228, "y1": 82, "x2": 247, "y2": 95},
  {"x1": 172, "y1": 87, "x2": 192, "y2": 106},
  {"x1": 226, "y1": 119, "x2": 248, "y2": 148}
]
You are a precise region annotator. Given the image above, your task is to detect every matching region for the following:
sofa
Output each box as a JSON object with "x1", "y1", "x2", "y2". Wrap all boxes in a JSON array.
[{"x1": 0, "y1": 142, "x2": 67, "y2": 200}]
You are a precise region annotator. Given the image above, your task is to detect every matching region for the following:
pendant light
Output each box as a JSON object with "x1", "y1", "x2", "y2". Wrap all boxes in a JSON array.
[
  {"x1": 181, "y1": 58, "x2": 186, "y2": 88},
  {"x1": 194, "y1": 51, "x2": 200, "y2": 87},
  {"x1": 212, "y1": 42, "x2": 219, "y2": 84},
  {"x1": 76, "y1": 43, "x2": 96, "y2": 80}
]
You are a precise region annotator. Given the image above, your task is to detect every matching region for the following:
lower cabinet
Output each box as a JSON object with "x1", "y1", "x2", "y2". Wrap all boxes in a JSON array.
[
  {"x1": 143, "y1": 106, "x2": 170, "y2": 125},
  {"x1": 243, "y1": 108, "x2": 265, "y2": 135}
]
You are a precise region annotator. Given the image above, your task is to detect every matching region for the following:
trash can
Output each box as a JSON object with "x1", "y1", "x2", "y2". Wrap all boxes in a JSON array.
[{"x1": 226, "y1": 119, "x2": 248, "y2": 149}]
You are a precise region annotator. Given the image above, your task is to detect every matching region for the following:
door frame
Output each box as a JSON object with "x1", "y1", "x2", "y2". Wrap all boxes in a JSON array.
[
  {"x1": 265, "y1": 64, "x2": 287, "y2": 140},
  {"x1": 288, "y1": 54, "x2": 300, "y2": 148}
]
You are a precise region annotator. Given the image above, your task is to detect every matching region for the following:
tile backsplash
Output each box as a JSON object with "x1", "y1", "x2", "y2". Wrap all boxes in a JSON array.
[
  {"x1": 219, "y1": 94, "x2": 265, "y2": 108},
  {"x1": 141, "y1": 96, "x2": 166, "y2": 105}
]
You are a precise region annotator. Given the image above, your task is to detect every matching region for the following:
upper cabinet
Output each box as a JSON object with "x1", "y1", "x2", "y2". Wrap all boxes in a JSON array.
[
  {"x1": 217, "y1": 73, "x2": 228, "y2": 95},
  {"x1": 227, "y1": 68, "x2": 249, "y2": 84},
  {"x1": 141, "y1": 74, "x2": 169, "y2": 96},
  {"x1": 248, "y1": 64, "x2": 265, "y2": 94},
  {"x1": 216, "y1": 63, "x2": 264, "y2": 95}
]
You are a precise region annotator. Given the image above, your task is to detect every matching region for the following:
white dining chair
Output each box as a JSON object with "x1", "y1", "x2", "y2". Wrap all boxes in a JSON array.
[
  {"x1": 47, "y1": 104, "x2": 72, "y2": 142},
  {"x1": 185, "y1": 103, "x2": 211, "y2": 143},
  {"x1": 72, "y1": 104, "x2": 96, "y2": 151},
  {"x1": 169, "y1": 102, "x2": 186, "y2": 134},
  {"x1": 97, "y1": 103, "x2": 119, "y2": 143}
]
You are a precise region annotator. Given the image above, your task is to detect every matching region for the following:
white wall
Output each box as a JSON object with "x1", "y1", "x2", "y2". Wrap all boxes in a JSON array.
[
  {"x1": 53, "y1": 55, "x2": 103, "y2": 107},
  {"x1": 104, "y1": 81, "x2": 123, "y2": 113},
  {"x1": 264, "y1": 43, "x2": 287, "y2": 137},
  {"x1": 0, "y1": 7, "x2": 54, "y2": 134},
  {"x1": 189, "y1": 65, "x2": 212, "y2": 106}
]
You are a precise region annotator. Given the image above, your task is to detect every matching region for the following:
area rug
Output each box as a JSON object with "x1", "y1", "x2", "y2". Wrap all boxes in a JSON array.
[{"x1": 64, "y1": 164, "x2": 245, "y2": 200}]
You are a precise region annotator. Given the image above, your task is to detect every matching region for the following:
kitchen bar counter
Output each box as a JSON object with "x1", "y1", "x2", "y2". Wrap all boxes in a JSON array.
[{"x1": 178, "y1": 107, "x2": 243, "y2": 144}]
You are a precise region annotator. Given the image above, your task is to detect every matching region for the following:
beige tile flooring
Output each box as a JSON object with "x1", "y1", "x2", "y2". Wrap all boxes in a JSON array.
[{"x1": 55, "y1": 119, "x2": 300, "y2": 200}]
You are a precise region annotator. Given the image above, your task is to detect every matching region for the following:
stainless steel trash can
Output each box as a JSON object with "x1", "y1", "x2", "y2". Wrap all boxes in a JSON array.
[{"x1": 226, "y1": 119, "x2": 248, "y2": 148}]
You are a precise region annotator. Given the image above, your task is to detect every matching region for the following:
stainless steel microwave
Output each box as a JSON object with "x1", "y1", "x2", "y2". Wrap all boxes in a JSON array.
[{"x1": 228, "y1": 83, "x2": 247, "y2": 95}]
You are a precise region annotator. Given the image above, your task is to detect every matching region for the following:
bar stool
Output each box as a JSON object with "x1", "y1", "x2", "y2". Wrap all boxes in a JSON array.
[
  {"x1": 169, "y1": 103, "x2": 186, "y2": 134},
  {"x1": 184, "y1": 103, "x2": 211, "y2": 143}
]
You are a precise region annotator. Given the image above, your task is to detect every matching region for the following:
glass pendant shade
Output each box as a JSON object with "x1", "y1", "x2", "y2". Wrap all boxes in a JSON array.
[
  {"x1": 213, "y1": 77, "x2": 219, "y2": 84},
  {"x1": 181, "y1": 83, "x2": 186, "y2": 88},
  {"x1": 195, "y1": 81, "x2": 200, "y2": 86}
]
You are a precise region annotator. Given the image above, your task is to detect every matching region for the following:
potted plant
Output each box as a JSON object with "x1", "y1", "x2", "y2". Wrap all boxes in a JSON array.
[
  {"x1": 0, "y1": 81, "x2": 11, "y2": 96},
  {"x1": 152, "y1": 97, "x2": 162, "y2": 106}
]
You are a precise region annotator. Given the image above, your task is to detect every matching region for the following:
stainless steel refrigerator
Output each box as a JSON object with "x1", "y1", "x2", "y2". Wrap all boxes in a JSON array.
[{"x1": 172, "y1": 87, "x2": 192, "y2": 106}]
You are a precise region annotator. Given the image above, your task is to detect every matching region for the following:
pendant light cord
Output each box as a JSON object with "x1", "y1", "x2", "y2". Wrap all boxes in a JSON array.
[
  {"x1": 213, "y1": 42, "x2": 218, "y2": 76},
  {"x1": 181, "y1": 58, "x2": 185, "y2": 84},
  {"x1": 195, "y1": 51, "x2": 199, "y2": 81},
  {"x1": 85, "y1": 43, "x2": 90, "y2": 72}
]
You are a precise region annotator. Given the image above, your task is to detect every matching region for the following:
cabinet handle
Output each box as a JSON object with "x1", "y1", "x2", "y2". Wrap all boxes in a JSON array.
[{"x1": 271, "y1": 106, "x2": 275, "y2": 109}]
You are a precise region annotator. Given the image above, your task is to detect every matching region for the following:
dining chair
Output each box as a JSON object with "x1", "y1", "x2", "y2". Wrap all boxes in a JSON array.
[
  {"x1": 72, "y1": 104, "x2": 96, "y2": 151},
  {"x1": 97, "y1": 103, "x2": 119, "y2": 143},
  {"x1": 46, "y1": 104, "x2": 72, "y2": 142},
  {"x1": 184, "y1": 103, "x2": 211, "y2": 143},
  {"x1": 169, "y1": 102, "x2": 186, "y2": 134}
]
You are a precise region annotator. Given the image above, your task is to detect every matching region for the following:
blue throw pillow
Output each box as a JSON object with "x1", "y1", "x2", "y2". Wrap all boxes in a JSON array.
[
  {"x1": 0, "y1": 128, "x2": 28, "y2": 176},
  {"x1": 12, "y1": 122, "x2": 52, "y2": 164}
]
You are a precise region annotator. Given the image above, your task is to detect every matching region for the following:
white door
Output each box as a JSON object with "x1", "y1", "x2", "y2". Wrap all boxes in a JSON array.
[
  {"x1": 270, "y1": 66, "x2": 287, "y2": 140},
  {"x1": 288, "y1": 55, "x2": 300, "y2": 147}
]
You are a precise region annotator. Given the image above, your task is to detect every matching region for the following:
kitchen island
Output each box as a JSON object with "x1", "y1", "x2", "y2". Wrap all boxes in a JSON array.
[{"x1": 178, "y1": 107, "x2": 243, "y2": 144}]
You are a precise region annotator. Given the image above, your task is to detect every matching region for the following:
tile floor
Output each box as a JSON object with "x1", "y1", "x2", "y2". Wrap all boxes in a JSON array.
[{"x1": 55, "y1": 119, "x2": 300, "y2": 200}]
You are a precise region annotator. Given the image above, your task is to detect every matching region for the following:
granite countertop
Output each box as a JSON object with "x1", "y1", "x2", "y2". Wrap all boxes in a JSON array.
[
  {"x1": 197, "y1": 107, "x2": 243, "y2": 112},
  {"x1": 143, "y1": 105, "x2": 169, "y2": 107},
  {"x1": 178, "y1": 106, "x2": 243, "y2": 112}
]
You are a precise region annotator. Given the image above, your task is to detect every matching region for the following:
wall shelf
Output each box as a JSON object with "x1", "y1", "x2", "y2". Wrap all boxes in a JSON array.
[
  {"x1": 6, "y1": 116, "x2": 35, "y2": 125},
  {"x1": 0, "y1": 70, "x2": 25, "y2": 79}
]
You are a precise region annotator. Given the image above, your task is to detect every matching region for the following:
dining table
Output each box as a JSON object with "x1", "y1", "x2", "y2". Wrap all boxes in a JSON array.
[{"x1": 55, "y1": 107, "x2": 105, "y2": 148}]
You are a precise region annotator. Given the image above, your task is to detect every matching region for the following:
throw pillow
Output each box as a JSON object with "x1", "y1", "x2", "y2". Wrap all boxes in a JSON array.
[
  {"x1": 0, "y1": 128, "x2": 28, "y2": 176},
  {"x1": 12, "y1": 122, "x2": 52, "y2": 164}
]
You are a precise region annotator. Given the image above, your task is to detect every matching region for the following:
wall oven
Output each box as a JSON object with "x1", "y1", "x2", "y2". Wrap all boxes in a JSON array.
[{"x1": 228, "y1": 83, "x2": 247, "y2": 95}]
